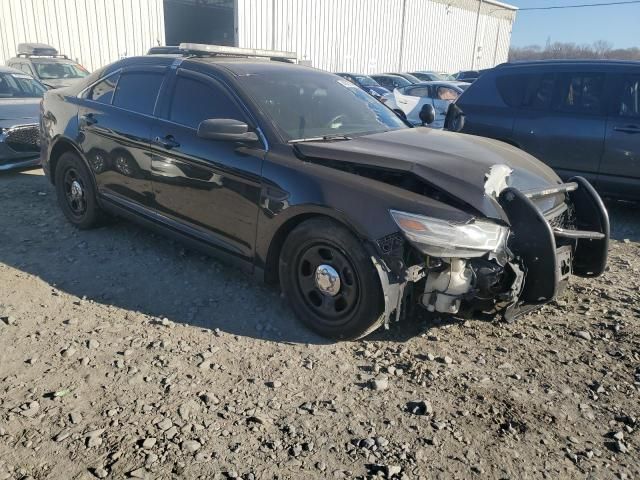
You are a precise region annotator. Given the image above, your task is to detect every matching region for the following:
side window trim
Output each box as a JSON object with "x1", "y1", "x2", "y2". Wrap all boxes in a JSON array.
[
  {"x1": 164, "y1": 68, "x2": 252, "y2": 130},
  {"x1": 78, "y1": 68, "x2": 122, "y2": 102},
  {"x1": 79, "y1": 66, "x2": 168, "y2": 117},
  {"x1": 112, "y1": 66, "x2": 169, "y2": 117},
  {"x1": 163, "y1": 66, "x2": 267, "y2": 150}
]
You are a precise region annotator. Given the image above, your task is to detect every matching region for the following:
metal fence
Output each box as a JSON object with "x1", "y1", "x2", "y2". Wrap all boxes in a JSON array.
[{"x1": 236, "y1": 0, "x2": 517, "y2": 74}]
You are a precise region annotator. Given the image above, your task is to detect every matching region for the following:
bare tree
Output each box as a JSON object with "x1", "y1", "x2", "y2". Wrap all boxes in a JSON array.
[{"x1": 509, "y1": 40, "x2": 640, "y2": 62}]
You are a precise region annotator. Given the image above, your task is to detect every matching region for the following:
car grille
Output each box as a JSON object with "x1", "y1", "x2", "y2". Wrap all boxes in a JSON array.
[
  {"x1": 4, "y1": 124, "x2": 40, "y2": 153},
  {"x1": 544, "y1": 201, "x2": 576, "y2": 231}
]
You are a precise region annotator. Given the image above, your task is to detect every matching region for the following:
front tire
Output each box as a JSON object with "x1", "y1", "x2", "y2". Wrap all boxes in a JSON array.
[
  {"x1": 54, "y1": 151, "x2": 103, "y2": 229},
  {"x1": 279, "y1": 218, "x2": 385, "y2": 340}
]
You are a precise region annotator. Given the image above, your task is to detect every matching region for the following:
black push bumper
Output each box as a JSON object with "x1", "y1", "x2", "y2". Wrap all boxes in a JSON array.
[{"x1": 499, "y1": 176, "x2": 609, "y2": 320}]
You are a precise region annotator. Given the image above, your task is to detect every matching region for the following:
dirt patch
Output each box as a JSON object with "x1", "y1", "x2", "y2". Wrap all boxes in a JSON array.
[{"x1": 1, "y1": 170, "x2": 638, "y2": 479}]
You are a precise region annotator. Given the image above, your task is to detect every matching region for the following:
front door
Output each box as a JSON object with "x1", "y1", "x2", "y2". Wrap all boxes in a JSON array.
[
  {"x1": 395, "y1": 85, "x2": 430, "y2": 125},
  {"x1": 599, "y1": 72, "x2": 640, "y2": 200},
  {"x1": 432, "y1": 85, "x2": 460, "y2": 129},
  {"x1": 150, "y1": 68, "x2": 264, "y2": 260},
  {"x1": 78, "y1": 67, "x2": 167, "y2": 206}
]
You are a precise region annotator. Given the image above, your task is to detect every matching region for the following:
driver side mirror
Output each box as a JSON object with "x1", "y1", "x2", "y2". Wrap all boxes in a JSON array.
[
  {"x1": 419, "y1": 104, "x2": 436, "y2": 126},
  {"x1": 197, "y1": 118, "x2": 259, "y2": 142}
]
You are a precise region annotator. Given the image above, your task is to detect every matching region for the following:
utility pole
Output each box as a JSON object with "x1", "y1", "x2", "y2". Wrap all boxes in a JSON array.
[{"x1": 471, "y1": 0, "x2": 483, "y2": 69}]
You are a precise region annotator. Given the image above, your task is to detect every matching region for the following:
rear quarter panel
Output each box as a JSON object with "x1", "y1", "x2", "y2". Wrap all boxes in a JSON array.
[{"x1": 456, "y1": 72, "x2": 516, "y2": 144}]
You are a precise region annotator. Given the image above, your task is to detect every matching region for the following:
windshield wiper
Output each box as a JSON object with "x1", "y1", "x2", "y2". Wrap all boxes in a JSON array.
[{"x1": 289, "y1": 134, "x2": 352, "y2": 144}]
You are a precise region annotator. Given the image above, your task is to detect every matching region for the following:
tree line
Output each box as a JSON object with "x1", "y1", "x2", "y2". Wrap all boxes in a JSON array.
[{"x1": 509, "y1": 41, "x2": 640, "y2": 62}]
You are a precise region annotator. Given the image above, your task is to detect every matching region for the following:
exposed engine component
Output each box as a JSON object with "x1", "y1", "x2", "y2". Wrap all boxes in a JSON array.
[{"x1": 421, "y1": 258, "x2": 473, "y2": 314}]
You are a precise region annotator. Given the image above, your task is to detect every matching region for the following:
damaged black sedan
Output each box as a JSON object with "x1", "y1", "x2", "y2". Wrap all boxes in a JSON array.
[{"x1": 40, "y1": 45, "x2": 610, "y2": 340}]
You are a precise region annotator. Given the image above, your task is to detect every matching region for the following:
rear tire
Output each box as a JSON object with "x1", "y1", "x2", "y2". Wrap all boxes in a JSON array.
[
  {"x1": 279, "y1": 218, "x2": 385, "y2": 340},
  {"x1": 54, "y1": 151, "x2": 104, "y2": 229}
]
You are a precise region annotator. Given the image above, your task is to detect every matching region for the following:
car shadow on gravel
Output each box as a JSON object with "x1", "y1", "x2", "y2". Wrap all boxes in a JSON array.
[
  {"x1": 1, "y1": 171, "x2": 639, "y2": 346},
  {"x1": 606, "y1": 200, "x2": 640, "y2": 242}
]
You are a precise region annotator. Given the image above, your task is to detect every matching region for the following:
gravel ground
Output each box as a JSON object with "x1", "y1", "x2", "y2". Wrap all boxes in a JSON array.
[{"x1": 1, "y1": 169, "x2": 639, "y2": 480}]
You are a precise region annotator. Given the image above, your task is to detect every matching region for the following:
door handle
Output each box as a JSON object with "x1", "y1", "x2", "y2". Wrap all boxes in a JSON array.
[
  {"x1": 154, "y1": 135, "x2": 180, "y2": 149},
  {"x1": 80, "y1": 113, "x2": 97, "y2": 126},
  {"x1": 613, "y1": 125, "x2": 640, "y2": 134}
]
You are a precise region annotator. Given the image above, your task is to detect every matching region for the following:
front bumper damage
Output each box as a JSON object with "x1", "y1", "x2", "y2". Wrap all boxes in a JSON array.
[{"x1": 372, "y1": 176, "x2": 609, "y2": 327}]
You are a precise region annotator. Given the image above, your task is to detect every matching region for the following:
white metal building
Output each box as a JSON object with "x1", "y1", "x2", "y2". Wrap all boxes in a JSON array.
[{"x1": 0, "y1": 0, "x2": 516, "y2": 74}]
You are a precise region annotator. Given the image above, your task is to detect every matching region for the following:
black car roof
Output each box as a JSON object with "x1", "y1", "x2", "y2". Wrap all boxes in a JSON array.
[{"x1": 106, "y1": 55, "x2": 318, "y2": 77}]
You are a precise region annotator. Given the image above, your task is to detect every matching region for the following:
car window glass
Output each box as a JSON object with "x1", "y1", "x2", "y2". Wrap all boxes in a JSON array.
[
  {"x1": 615, "y1": 76, "x2": 640, "y2": 118},
  {"x1": 407, "y1": 86, "x2": 430, "y2": 98},
  {"x1": 113, "y1": 72, "x2": 164, "y2": 115},
  {"x1": 169, "y1": 75, "x2": 244, "y2": 129},
  {"x1": 32, "y1": 61, "x2": 89, "y2": 79},
  {"x1": 436, "y1": 87, "x2": 458, "y2": 101},
  {"x1": 523, "y1": 74, "x2": 555, "y2": 110},
  {"x1": 0, "y1": 72, "x2": 46, "y2": 98},
  {"x1": 555, "y1": 73, "x2": 605, "y2": 114},
  {"x1": 497, "y1": 74, "x2": 527, "y2": 107},
  {"x1": 20, "y1": 64, "x2": 33, "y2": 75},
  {"x1": 240, "y1": 69, "x2": 406, "y2": 140},
  {"x1": 86, "y1": 73, "x2": 119, "y2": 104}
]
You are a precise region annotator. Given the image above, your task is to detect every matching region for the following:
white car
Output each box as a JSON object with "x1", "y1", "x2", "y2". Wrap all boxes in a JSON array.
[{"x1": 393, "y1": 81, "x2": 469, "y2": 128}]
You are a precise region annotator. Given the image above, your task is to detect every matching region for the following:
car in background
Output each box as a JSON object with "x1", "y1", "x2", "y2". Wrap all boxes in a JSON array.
[
  {"x1": 0, "y1": 66, "x2": 47, "y2": 171},
  {"x1": 385, "y1": 72, "x2": 422, "y2": 84},
  {"x1": 411, "y1": 71, "x2": 455, "y2": 82},
  {"x1": 454, "y1": 70, "x2": 480, "y2": 83},
  {"x1": 40, "y1": 44, "x2": 609, "y2": 340},
  {"x1": 335, "y1": 73, "x2": 390, "y2": 98},
  {"x1": 454, "y1": 69, "x2": 493, "y2": 83},
  {"x1": 450, "y1": 60, "x2": 640, "y2": 201},
  {"x1": 6, "y1": 43, "x2": 89, "y2": 89},
  {"x1": 393, "y1": 81, "x2": 468, "y2": 127},
  {"x1": 370, "y1": 74, "x2": 412, "y2": 91}
]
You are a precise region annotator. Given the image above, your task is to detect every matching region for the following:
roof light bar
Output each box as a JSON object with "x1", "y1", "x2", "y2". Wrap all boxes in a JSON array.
[{"x1": 179, "y1": 43, "x2": 296, "y2": 60}]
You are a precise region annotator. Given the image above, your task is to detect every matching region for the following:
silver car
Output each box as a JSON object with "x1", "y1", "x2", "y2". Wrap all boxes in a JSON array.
[
  {"x1": 0, "y1": 66, "x2": 46, "y2": 171},
  {"x1": 393, "y1": 81, "x2": 469, "y2": 128}
]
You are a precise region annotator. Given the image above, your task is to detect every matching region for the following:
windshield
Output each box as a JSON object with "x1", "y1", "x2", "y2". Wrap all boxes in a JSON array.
[
  {"x1": 240, "y1": 70, "x2": 408, "y2": 141},
  {"x1": 387, "y1": 76, "x2": 411, "y2": 88},
  {"x1": 354, "y1": 75, "x2": 379, "y2": 87},
  {"x1": 0, "y1": 72, "x2": 47, "y2": 98},
  {"x1": 33, "y1": 61, "x2": 89, "y2": 80}
]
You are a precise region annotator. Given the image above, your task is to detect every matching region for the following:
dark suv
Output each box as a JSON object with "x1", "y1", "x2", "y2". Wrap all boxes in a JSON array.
[
  {"x1": 451, "y1": 60, "x2": 640, "y2": 201},
  {"x1": 41, "y1": 45, "x2": 609, "y2": 340}
]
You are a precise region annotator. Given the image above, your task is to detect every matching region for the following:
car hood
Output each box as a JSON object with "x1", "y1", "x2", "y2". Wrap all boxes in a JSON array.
[
  {"x1": 41, "y1": 78, "x2": 78, "y2": 89},
  {"x1": 0, "y1": 98, "x2": 40, "y2": 128},
  {"x1": 294, "y1": 127, "x2": 563, "y2": 221}
]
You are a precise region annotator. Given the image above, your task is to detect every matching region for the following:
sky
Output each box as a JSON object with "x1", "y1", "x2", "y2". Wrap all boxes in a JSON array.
[{"x1": 507, "y1": 0, "x2": 640, "y2": 48}]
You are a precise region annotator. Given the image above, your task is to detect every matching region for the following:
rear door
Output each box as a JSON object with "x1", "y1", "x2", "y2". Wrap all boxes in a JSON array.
[
  {"x1": 513, "y1": 71, "x2": 607, "y2": 182},
  {"x1": 149, "y1": 68, "x2": 264, "y2": 260},
  {"x1": 600, "y1": 71, "x2": 640, "y2": 200},
  {"x1": 432, "y1": 85, "x2": 460, "y2": 128},
  {"x1": 78, "y1": 66, "x2": 167, "y2": 206},
  {"x1": 395, "y1": 85, "x2": 432, "y2": 124}
]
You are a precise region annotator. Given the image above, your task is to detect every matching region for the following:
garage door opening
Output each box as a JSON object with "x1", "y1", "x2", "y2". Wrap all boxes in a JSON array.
[{"x1": 163, "y1": 0, "x2": 235, "y2": 47}]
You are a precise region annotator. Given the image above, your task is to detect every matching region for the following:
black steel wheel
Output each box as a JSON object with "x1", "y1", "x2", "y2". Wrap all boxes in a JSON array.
[
  {"x1": 55, "y1": 151, "x2": 104, "y2": 229},
  {"x1": 62, "y1": 167, "x2": 88, "y2": 217},
  {"x1": 279, "y1": 218, "x2": 384, "y2": 340}
]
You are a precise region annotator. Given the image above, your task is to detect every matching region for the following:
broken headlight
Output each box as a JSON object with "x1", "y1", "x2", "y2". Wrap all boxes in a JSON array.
[{"x1": 390, "y1": 210, "x2": 509, "y2": 258}]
